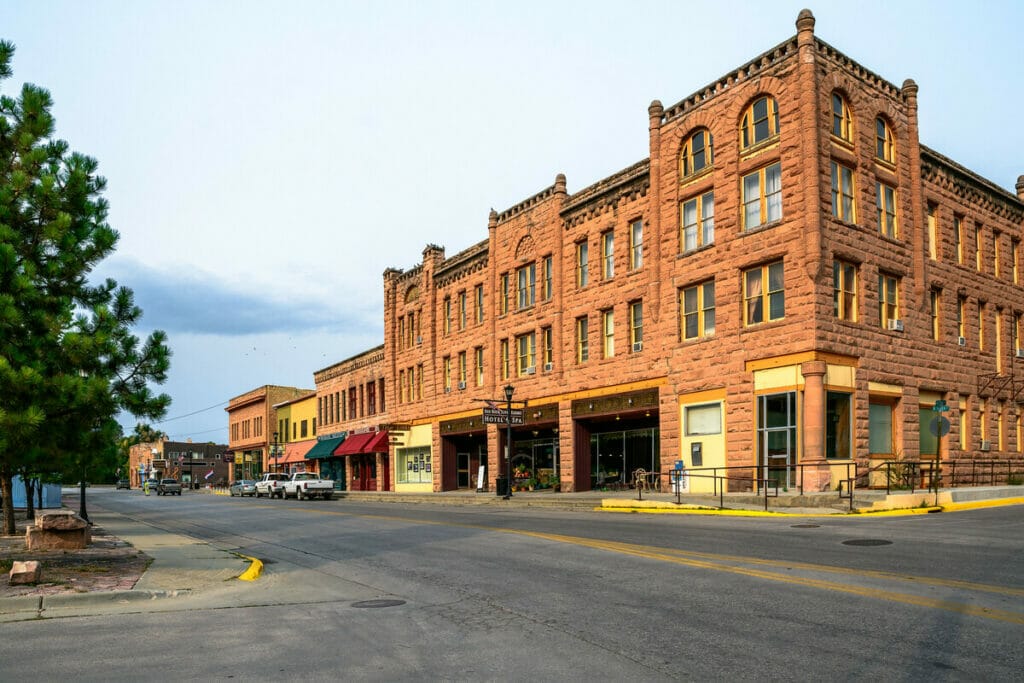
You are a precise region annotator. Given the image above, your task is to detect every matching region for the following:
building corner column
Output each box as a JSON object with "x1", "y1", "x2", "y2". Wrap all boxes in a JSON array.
[{"x1": 801, "y1": 360, "x2": 830, "y2": 490}]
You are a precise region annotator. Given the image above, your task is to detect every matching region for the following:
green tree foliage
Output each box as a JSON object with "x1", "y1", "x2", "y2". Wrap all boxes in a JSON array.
[{"x1": 0, "y1": 41, "x2": 171, "y2": 534}]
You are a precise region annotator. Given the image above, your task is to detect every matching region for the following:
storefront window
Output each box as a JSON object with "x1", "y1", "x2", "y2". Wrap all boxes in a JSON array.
[
  {"x1": 398, "y1": 447, "x2": 432, "y2": 483},
  {"x1": 508, "y1": 436, "x2": 559, "y2": 489},
  {"x1": 590, "y1": 427, "x2": 659, "y2": 488},
  {"x1": 826, "y1": 392, "x2": 852, "y2": 459}
]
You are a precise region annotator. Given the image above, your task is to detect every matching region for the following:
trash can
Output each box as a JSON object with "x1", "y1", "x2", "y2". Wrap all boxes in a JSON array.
[{"x1": 496, "y1": 476, "x2": 510, "y2": 497}]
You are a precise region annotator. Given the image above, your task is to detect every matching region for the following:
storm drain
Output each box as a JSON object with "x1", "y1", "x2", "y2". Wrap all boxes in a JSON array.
[
  {"x1": 352, "y1": 599, "x2": 407, "y2": 609},
  {"x1": 791, "y1": 524, "x2": 820, "y2": 528},
  {"x1": 842, "y1": 539, "x2": 892, "y2": 546}
]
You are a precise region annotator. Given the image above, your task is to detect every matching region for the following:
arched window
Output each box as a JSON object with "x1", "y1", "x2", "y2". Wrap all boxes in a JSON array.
[
  {"x1": 680, "y1": 129, "x2": 714, "y2": 178},
  {"x1": 831, "y1": 92, "x2": 853, "y2": 142},
  {"x1": 875, "y1": 117, "x2": 895, "y2": 164},
  {"x1": 740, "y1": 96, "x2": 779, "y2": 149}
]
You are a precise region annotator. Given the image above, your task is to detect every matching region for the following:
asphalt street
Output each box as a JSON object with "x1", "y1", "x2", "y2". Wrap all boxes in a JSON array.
[{"x1": 2, "y1": 488, "x2": 1022, "y2": 681}]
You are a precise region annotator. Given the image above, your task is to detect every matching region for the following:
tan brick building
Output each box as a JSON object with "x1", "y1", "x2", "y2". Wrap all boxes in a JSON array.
[
  {"x1": 226, "y1": 385, "x2": 311, "y2": 481},
  {"x1": 315, "y1": 10, "x2": 1024, "y2": 495}
]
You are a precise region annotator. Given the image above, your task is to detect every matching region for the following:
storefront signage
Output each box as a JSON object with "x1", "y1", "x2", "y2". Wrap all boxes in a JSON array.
[{"x1": 482, "y1": 407, "x2": 524, "y2": 424}]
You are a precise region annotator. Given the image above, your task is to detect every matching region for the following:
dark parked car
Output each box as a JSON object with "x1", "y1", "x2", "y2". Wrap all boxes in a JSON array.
[
  {"x1": 229, "y1": 480, "x2": 257, "y2": 497},
  {"x1": 116, "y1": 479, "x2": 131, "y2": 490},
  {"x1": 157, "y1": 478, "x2": 182, "y2": 496}
]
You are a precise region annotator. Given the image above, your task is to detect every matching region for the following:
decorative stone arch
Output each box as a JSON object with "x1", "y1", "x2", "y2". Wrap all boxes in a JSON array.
[
  {"x1": 727, "y1": 74, "x2": 786, "y2": 142},
  {"x1": 404, "y1": 285, "x2": 420, "y2": 304},
  {"x1": 514, "y1": 234, "x2": 536, "y2": 260}
]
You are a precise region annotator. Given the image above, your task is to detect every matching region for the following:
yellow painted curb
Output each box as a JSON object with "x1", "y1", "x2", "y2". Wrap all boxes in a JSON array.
[
  {"x1": 237, "y1": 555, "x2": 264, "y2": 581},
  {"x1": 940, "y1": 497, "x2": 1024, "y2": 512},
  {"x1": 597, "y1": 505, "x2": 836, "y2": 517}
]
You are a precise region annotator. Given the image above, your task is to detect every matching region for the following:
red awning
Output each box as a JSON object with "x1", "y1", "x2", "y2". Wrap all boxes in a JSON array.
[
  {"x1": 333, "y1": 431, "x2": 390, "y2": 456},
  {"x1": 333, "y1": 432, "x2": 375, "y2": 456},
  {"x1": 365, "y1": 430, "x2": 390, "y2": 453}
]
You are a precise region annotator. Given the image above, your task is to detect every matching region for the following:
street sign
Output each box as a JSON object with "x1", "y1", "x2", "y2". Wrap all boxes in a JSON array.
[
  {"x1": 482, "y1": 407, "x2": 524, "y2": 425},
  {"x1": 933, "y1": 399, "x2": 950, "y2": 412},
  {"x1": 929, "y1": 416, "x2": 951, "y2": 437}
]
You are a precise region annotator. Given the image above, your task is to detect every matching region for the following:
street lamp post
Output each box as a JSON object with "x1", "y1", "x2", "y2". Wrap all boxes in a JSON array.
[
  {"x1": 504, "y1": 384, "x2": 515, "y2": 500},
  {"x1": 272, "y1": 431, "x2": 281, "y2": 474}
]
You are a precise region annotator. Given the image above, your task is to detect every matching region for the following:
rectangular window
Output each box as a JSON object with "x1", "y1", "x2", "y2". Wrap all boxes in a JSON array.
[
  {"x1": 500, "y1": 340, "x2": 509, "y2": 380},
  {"x1": 878, "y1": 273, "x2": 899, "y2": 328},
  {"x1": 367, "y1": 382, "x2": 376, "y2": 415},
  {"x1": 458, "y1": 351, "x2": 467, "y2": 384},
  {"x1": 954, "y1": 215, "x2": 964, "y2": 264},
  {"x1": 516, "y1": 332, "x2": 536, "y2": 375},
  {"x1": 602, "y1": 309, "x2": 615, "y2": 358},
  {"x1": 1015, "y1": 312, "x2": 1022, "y2": 354},
  {"x1": 443, "y1": 356, "x2": 451, "y2": 392},
  {"x1": 397, "y1": 447, "x2": 431, "y2": 484},
  {"x1": 930, "y1": 289, "x2": 941, "y2": 341},
  {"x1": 927, "y1": 203, "x2": 937, "y2": 260},
  {"x1": 876, "y1": 182, "x2": 898, "y2": 238},
  {"x1": 685, "y1": 403, "x2": 722, "y2": 436},
  {"x1": 542, "y1": 326, "x2": 553, "y2": 366},
  {"x1": 576, "y1": 316, "x2": 589, "y2": 363},
  {"x1": 398, "y1": 317, "x2": 405, "y2": 351},
  {"x1": 826, "y1": 392, "x2": 852, "y2": 459},
  {"x1": 830, "y1": 161, "x2": 856, "y2": 223},
  {"x1": 475, "y1": 284, "x2": 485, "y2": 323},
  {"x1": 994, "y1": 232, "x2": 1001, "y2": 278},
  {"x1": 335, "y1": 391, "x2": 341, "y2": 422},
  {"x1": 576, "y1": 242, "x2": 589, "y2": 287},
  {"x1": 971, "y1": 303, "x2": 986, "y2": 357},
  {"x1": 833, "y1": 260, "x2": 857, "y2": 321},
  {"x1": 517, "y1": 263, "x2": 536, "y2": 310},
  {"x1": 629, "y1": 219, "x2": 643, "y2": 270},
  {"x1": 475, "y1": 347, "x2": 484, "y2": 386},
  {"x1": 416, "y1": 364, "x2": 423, "y2": 400},
  {"x1": 957, "y1": 296, "x2": 966, "y2": 341},
  {"x1": 681, "y1": 281, "x2": 715, "y2": 340},
  {"x1": 744, "y1": 261, "x2": 785, "y2": 326},
  {"x1": 411, "y1": 311, "x2": 419, "y2": 347},
  {"x1": 975, "y1": 223, "x2": 983, "y2": 272},
  {"x1": 407, "y1": 367, "x2": 414, "y2": 403},
  {"x1": 868, "y1": 401, "x2": 894, "y2": 455},
  {"x1": 1014, "y1": 239, "x2": 1020, "y2": 284},
  {"x1": 500, "y1": 273, "x2": 510, "y2": 315},
  {"x1": 542, "y1": 255, "x2": 553, "y2": 301},
  {"x1": 629, "y1": 301, "x2": 643, "y2": 351},
  {"x1": 681, "y1": 191, "x2": 714, "y2": 252},
  {"x1": 443, "y1": 297, "x2": 451, "y2": 335},
  {"x1": 379, "y1": 378, "x2": 385, "y2": 412},
  {"x1": 742, "y1": 162, "x2": 782, "y2": 230},
  {"x1": 458, "y1": 291, "x2": 467, "y2": 329},
  {"x1": 601, "y1": 231, "x2": 614, "y2": 279}
]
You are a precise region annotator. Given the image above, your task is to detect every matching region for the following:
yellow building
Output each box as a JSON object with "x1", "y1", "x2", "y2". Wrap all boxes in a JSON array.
[{"x1": 271, "y1": 392, "x2": 318, "y2": 475}]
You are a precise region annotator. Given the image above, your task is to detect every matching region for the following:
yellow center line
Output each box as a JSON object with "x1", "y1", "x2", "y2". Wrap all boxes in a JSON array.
[{"x1": 275, "y1": 505, "x2": 1024, "y2": 624}]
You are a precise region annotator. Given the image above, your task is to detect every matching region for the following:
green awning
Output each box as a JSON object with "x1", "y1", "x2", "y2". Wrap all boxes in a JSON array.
[{"x1": 305, "y1": 434, "x2": 346, "y2": 460}]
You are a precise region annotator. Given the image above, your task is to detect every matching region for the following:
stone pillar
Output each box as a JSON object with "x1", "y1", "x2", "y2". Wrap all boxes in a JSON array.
[
  {"x1": 648, "y1": 100, "x2": 663, "y2": 324},
  {"x1": 1016, "y1": 175, "x2": 1024, "y2": 201},
  {"x1": 795, "y1": 9, "x2": 824, "y2": 284},
  {"x1": 801, "y1": 361, "x2": 830, "y2": 491}
]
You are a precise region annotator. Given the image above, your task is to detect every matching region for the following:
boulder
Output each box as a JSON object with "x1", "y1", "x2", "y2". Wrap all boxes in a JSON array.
[
  {"x1": 9, "y1": 560, "x2": 41, "y2": 585},
  {"x1": 37, "y1": 510, "x2": 88, "y2": 531}
]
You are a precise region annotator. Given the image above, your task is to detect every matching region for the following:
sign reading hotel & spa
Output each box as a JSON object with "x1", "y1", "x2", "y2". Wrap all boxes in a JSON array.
[{"x1": 482, "y1": 407, "x2": 524, "y2": 425}]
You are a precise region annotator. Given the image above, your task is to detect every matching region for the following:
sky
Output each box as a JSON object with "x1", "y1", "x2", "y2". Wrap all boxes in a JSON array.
[{"x1": 2, "y1": 0, "x2": 1022, "y2": 443}]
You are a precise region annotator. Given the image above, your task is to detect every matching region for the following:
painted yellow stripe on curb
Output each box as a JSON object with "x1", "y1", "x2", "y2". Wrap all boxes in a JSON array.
[{"x1": 237, "y1": 555, "x2": 263, "y2": 581}]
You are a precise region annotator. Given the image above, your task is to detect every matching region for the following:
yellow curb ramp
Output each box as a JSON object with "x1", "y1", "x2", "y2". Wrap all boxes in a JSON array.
[{"x1": 237, "y1": 555, "x2": 264, "y2": 581}]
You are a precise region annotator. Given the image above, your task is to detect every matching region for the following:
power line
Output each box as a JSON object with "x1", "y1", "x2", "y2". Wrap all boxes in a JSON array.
[
  {"x1": 168, "y1": 425, "x2": 227, "y2": 440},
  {"x1": 154, "y1": 400, "x2": 230, "y2": 424}
]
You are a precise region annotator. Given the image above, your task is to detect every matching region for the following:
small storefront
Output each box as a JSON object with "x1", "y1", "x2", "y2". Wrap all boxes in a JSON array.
[
  {"x1": 508, "y1": 430, "x2": 559, "y2": 492},
  {"x1": 304, "y1": 433, "x2": 347, "y2": 490},
  {"x1": 571, "y1": 389, "x2": 661, "y2": 491},
  {"x1": 335, "y1": 429, "x2": 390, "y2": 491},
  {"x1": 276, "y1": 440, "x2": 314, "y2": 475},
  {"x1": 439, "y1": 417, "x2": 487, "y2": 491},
  {"x1": 395, "y1": 424, "x2": 434, "y2": 493}
]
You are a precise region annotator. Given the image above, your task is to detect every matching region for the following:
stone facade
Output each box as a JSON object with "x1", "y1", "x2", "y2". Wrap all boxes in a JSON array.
[{"x1": 226, "y1": 385, "x2": 311, "y2": 481}]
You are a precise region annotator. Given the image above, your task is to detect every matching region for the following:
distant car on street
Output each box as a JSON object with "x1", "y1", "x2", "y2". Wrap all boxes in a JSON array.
[
  {"x1": 116, "y1": 479, "x2": 131, "y2": 490},
  {"x1": 229, "y1": 480, "x2": 257, "y2": 497},
  {"x1": 157, "y1": 478, "x2": 182, "y2": 496}
]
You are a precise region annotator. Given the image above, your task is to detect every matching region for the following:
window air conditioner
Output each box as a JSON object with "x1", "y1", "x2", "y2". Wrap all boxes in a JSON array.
[
  {"x1": 543, "y1": 362, "x2": 553, "y2": 372},
  {"x1": 958, "y1": 336, "x2": 967, "y2": 347},
  {"x1": 525, "y1": 366, "x2": 536, "y2": 375},
  {"x1": 632, "y1": 341, "x2": 644, "y2": 352},
  {"x1": 1016, "y1": 348, "x2": 1024, "y2": 358},
  {"x1": 444, "y1": 386, "x2": 451, "y2": 393},
  {"x1": 416, "y1": 336, "x2": 423, "y2": 345},
  {"x1": 458, "y1": 381, "x2": 466, "y2": 390},
  {"x1": 887, "y1": 319, "x2": 904, "y2": 332},
  {"x1": 980, "y1": 440, "x2": 992, "y2": 452}
]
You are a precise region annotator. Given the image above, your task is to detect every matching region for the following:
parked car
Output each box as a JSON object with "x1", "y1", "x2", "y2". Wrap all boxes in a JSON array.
[
  {"x1": 255, "y1": 472, "x2": 290, "y2": 499},
  {"x1": 229, "y1": 479, "x2": 257, "y2": 497},
  {"x1": 116, "y1": 479, "x2": 131, "y2": 490},
  {"x1": 282, "y1": 472, "x2": 335, "y2": 500},
  {"x1": 157, "y1": 478, "x2": 182, "y2": 496}
]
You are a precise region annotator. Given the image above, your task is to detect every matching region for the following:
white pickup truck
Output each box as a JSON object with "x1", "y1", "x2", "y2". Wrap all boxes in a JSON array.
[
  {"x1": 281, "y1": 472, "x2": 335, "y2": 500},
  {"x1": 255, "y1": 472, "x2": 290, "y2": 499}
]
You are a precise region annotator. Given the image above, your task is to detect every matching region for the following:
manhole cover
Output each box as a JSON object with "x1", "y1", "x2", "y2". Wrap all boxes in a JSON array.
[
  {"x1": 842, "y1": 539, "x2": 892, "y2": 546},
  {"x1": 791, "y1": 524, "x2": 820, "y2": 528},
  {"x1": 352, "y1": 599, "x2": 406, "y2": 609}
]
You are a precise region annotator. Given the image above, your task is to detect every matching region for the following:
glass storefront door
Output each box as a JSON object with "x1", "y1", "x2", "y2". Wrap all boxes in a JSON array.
[{"x1": 758, "y1": 392, "x2": 796, "y2": 490}]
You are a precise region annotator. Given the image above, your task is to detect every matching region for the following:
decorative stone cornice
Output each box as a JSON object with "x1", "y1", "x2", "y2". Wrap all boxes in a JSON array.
[
  {"x1": 921, "y1": 146, "x2": 1024, "y2": 223},
  {"x1": 435, "y1": 239, "x2": 489, "y2": 288},
  {"x1": 562, "y1": 159, "x2": 650, "y2": 229},
  {"x1": 314, "y1": 345, "x2": 386, "y2": 381}
]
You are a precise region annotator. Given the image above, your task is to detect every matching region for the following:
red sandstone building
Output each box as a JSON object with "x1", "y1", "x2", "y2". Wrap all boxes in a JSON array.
[
  {"x1": 289, "y1": 10, "x2": 1024, "y2": 494},
  {"x1": 226, "y1": 385, "x2": 311, "y2": 481}
]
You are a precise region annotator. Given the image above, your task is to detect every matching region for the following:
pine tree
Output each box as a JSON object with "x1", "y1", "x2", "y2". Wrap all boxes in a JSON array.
[{"x1": 0, "y1": 41, "x2": 171, "y2": 534}]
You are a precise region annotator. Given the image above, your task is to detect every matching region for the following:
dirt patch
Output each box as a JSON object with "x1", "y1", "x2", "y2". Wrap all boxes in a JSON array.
[{"x1": 0, "y1": 511, "x2": 150, "y2": 598}]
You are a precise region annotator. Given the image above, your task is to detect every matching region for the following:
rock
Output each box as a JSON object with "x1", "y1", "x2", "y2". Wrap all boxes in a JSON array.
[
  {"x1": 36, "y1": 511, "x2": 88, "y2": 531},
  {"x1": 9, "y1": 560, "x2": 41, "y2": 585},
  {"x1": 26, "y1": 524, "x2": 90, "y2": 550}
]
